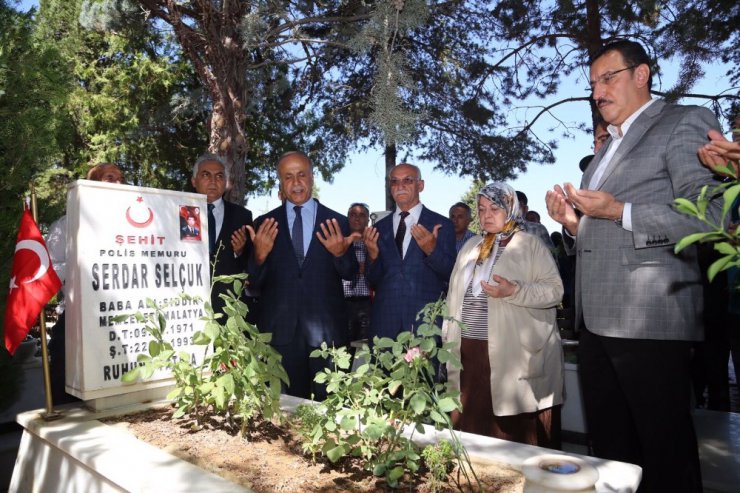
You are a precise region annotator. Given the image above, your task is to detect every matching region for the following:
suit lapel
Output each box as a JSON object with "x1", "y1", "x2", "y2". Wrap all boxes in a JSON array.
[
  {"x1": 596, "y1": 99, "x2": 665, "y2": 191},
  {"x1": 404, "y1": 206, "x2": 428, "y2": 261},
  {"x1": 582, "y1": 146, "x2": 608, "y2": 189},
  {"x1": 276, "y1": 204, "x2": 296, "y2": 260},
  {"x1": 217, "y1": 202, "x2": 231, "y2": 247},
  {"x1": 379, "y1": 214, "x2": 402, "y2": 264},
  {"x1": 303, "y1": 201, "x2": 325, "y2": 265}
]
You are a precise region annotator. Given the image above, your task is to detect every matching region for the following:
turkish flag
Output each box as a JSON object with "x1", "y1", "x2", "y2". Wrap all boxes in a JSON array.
[{"x1": 3, "y1": 209, "x2": 62, "y2": 355}]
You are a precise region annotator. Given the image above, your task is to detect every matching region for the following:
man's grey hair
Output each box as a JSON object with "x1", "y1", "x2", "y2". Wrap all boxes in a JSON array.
[
  {"x1": 278, "y1": 150, "x2": 313, "y2": 172},
  {"x1": 193, "y1": 153, "x2": 230, "y2": 182},
  {"x1": 389, "y1": 162, "x2": 422, "y2": 179}
]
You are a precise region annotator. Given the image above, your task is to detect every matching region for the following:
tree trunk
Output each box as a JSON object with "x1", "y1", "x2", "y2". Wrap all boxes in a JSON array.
[
  {"x1": 137, "y1": 0, "x2": 249, "y2": 205},
  {"x1": 208, "y1": 64, "x2": 248, "y2": 206},
  {"x1": 384, "y1": 142, "x2": 397, "y2": 211}
]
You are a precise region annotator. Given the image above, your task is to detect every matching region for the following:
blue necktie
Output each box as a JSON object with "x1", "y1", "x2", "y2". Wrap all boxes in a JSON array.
[
  {"x1": 207, "y1": 203, "x2": 216, "y2": 256},
  {"x1": 292, "y1": 205, "x2": 304, "y2": 266}
]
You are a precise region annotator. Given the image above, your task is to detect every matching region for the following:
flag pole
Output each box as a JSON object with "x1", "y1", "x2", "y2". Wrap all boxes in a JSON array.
[{"x1": 29, "y1": 184, "x2": 63, "y2": 420}]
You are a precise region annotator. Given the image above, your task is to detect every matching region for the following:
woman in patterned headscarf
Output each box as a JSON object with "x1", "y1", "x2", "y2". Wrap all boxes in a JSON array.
[{"x1": 443, "y1": 182, "x2": 564, "y2": 448}]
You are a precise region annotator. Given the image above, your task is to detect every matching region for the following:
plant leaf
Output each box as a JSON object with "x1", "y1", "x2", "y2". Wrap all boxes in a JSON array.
[
  {"x1": 410, "y1": 393, "x2": 426, "y2": 414},
  {"x1": 707, "y1": 254, "x2": 735, "y2": 282},
  {"x1": 326, "y1": 444, "x2": 346, "y2": 463},
  {"x1": 674, "y1": 198, "x2": 699, "y2": 215},
  {"x1": 388, "y1": 465, "x2": 405, "y2": 482},
  {"x1": 674, "y1": 232, "x2": 709, "y2": 253},
  {"x1": 722, "y1": 184, "x2": 740, "y2": 217},
  {"x1": 436, "y1": 397, "x2": 457, "y2": 413}
]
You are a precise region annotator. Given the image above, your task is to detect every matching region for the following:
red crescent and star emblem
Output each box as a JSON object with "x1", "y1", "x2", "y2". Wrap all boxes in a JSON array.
[
  {"x1": 8, "y1": 239, "x2": 52, "y2": 292},
  {"x1": 126, "y1": 196, "x2": 154, "y2": 228}
]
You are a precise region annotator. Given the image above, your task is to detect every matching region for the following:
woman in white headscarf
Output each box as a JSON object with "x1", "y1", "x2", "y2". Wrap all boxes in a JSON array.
[{"x1": 443, "y1": 182, "x2": 564, "y2": 448}]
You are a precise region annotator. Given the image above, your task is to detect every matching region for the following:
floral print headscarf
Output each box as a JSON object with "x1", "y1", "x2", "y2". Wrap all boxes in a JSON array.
[{"x1": 476, "y1": 182, "x2": 524, "y2": 261}]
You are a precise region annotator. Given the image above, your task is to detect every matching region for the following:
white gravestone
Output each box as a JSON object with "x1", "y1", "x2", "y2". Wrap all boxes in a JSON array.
[{"x1": 64, "y1": 180, "x2": 211, "y2": 407}]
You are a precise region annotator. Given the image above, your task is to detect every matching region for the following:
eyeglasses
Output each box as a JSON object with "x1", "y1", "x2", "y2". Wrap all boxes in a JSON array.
[
  {"x1": 389, "y1": 177, "x2": 419, "y2": 187},
  {"x1": 587, "y1": 65, "x2": 637, "y2": 92}
]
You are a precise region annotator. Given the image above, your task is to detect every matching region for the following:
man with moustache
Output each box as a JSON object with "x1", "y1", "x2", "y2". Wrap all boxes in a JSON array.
[
  {"x1": 190, "y1": 154, "x2": 254, "y2": 318},
  {"x1": 545, "y1": 40, "x2": 722, "y2": 492},
  {"x1": 363, "y1": 163, "x2": 456, "y2": 341},
  {"x1": 246, "y1": 151, "x2": 358, "y2": 399}
]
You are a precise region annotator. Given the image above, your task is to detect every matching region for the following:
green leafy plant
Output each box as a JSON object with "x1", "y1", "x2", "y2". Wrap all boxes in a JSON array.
[
  {"x1": 292, "y1": 403, "x2": 325, "y2": 460},
  {"x1": 422, "y1": 440, "x2": 457, "y2": 492},
  {"x1": 298, "y1": 299, "x2": 479, "y2": 489},
  {"x1": 674, "y1": 173, "x2": 740, "y2": 282},
  {"x1": 122, "y1": 273, "x2": 288, "y2": 436}
]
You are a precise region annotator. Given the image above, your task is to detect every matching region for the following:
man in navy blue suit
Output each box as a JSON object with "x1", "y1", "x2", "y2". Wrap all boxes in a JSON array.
[
  {"x1": 246, "y1": 151, "x2": 359, "y2": 399},
  {"x1": 363, "y1": 163, "x2": 456, "y2": 341},
  {"x1": 191, "y1": 154, "x2": 254, "y2": 317}
]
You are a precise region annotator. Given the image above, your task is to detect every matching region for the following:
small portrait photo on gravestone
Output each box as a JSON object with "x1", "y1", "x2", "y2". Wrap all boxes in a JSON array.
[{"x1": 179, "y1": 205, "x2": 202, "y2": 241}]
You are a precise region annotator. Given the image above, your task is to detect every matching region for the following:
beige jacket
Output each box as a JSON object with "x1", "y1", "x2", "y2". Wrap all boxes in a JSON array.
[{"x1": 442, "y1": 232, "x2": 564, "y2": 416}]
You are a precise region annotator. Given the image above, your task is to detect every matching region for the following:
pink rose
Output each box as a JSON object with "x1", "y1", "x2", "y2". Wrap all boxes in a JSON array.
[{"x1": 404, "y1": 347, "x2": 422, "y2": 363}]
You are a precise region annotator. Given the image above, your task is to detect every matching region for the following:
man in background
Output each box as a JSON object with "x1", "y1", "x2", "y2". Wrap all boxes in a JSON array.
[
  {"x1": 517, "y1": 190, "x2": 554, "y2": 249},
  {"x1": 449, "y1": 202, "x2": 476, "y2": 253},
  {"x1": 344, "y1": 202, "x2": 372, "y2": 359},
  {"x1": 579, "y1": 120, "x2": 610, "y2": 173},
  {"x1": 525, "y1": 210, "x2": 542, "y2": 223}
]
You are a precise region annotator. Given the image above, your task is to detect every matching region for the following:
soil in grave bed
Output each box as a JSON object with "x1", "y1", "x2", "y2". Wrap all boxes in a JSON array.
[{"x1": 103, "y1": 407, "x2": 524, "y2": 492}]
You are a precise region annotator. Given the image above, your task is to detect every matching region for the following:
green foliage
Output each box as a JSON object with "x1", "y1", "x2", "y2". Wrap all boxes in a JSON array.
[
  {"x1": 123, "y1": 274, "x2": 288, "y2": 435},
  {"x1": 292, "y1": 403, "x2": 325, "y2": 461},
  {"x1": 422, "y1": 440, "x2": 456, "y2": 492},
  {"x1": 8, "y1": 0, "x2": 209, "y2": 206},
  {"x1": 315, "y1": 1, "x2": 555, "y2": 183},
  {"x1": 297, "y1": 300, "x2": 479, "y2": 489},
  {"x1": 1, "y1": 0, "x2": 210, "y2": 325},
  {"x1": 351, "y1": 0, "x2": 428, "y2": 146},
  {"x1": 675, "y1": 175, "x2": 740, "y2": 282},
  {"x1": 461, "y1": 180, "x2": 485, "y2": 234},
  {"x1": 0, "y1": 0, "x2": 75, "y2": 336}
]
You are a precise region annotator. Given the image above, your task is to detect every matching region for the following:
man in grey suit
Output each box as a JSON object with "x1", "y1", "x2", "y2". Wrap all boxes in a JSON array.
[{"x1": 546, "y1": 40, "x2": 723, "y2": 492}]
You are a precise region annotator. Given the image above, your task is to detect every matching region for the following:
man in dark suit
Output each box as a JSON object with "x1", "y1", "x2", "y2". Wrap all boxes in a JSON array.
[
  {"x1": 181, "y1": 215, "x2": 200, "y2": 238},
  {"x1": 363, "y1": 163, "x2": 456, "y2": 340},
  {"x1": 545, "y1": 40, "x2": 723, "y2": 492},
  {"x1": 191, "y1": 154, "x2": 254, "y2": 317},
  {"x1": 246, "y1": 151, "x2": 358, "y2": 399}
]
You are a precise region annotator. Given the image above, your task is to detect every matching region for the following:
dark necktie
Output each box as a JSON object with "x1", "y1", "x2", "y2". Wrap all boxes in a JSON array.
[
  {"x1": 292, "y1": 205, "x2": 304, "y2": 266},
  {"x1": 395, "y1": 211, "x2": 409, "y2": 257},
  {"x1": 207, "y1": 203, "x2": 216, "y2": 256}
]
